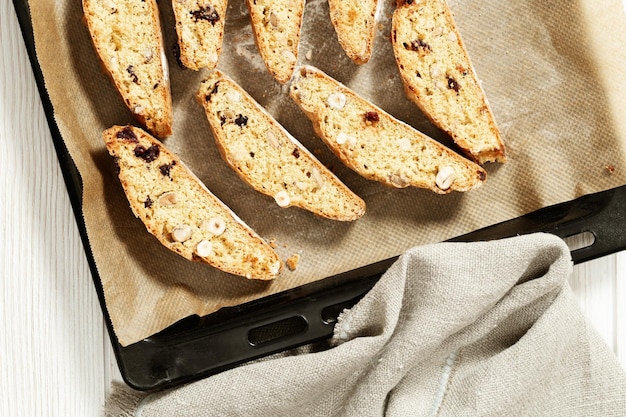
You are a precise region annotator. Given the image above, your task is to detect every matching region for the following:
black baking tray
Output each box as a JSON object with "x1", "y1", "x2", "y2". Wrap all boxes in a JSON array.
[{"x1": 14, "y1": 0, "x2": 626, "y2": 391}]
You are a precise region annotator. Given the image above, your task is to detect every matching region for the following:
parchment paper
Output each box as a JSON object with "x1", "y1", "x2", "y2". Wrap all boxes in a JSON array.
[{"x1": 29, "y1": 0, "x2": 626, "y2": 346}]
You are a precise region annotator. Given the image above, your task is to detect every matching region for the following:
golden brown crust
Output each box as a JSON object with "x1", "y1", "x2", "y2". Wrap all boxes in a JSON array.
[
  {"x1": 83, "y1": 0, "x2": 173, "y2": 138},
  {"x1": 196, "y1": 70, "x2": 366, "y2": 221},
  {"x1": 246, "y1": 0, "x2": 305, "y2": 83},
  {"x1": 103, "y1": 125, "x2": 282, "y2": 280},
  {"x1": 391, "y1": 0, "x2": 505, "y2": 164},
  {"x1": 289, "y1": 66, "x2": 486, "y2": 194}
]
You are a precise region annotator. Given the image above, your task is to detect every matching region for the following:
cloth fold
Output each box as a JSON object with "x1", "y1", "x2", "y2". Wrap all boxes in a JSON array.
[{"x1": 107, "y1": 233, "x2": 626, "y2": 416}]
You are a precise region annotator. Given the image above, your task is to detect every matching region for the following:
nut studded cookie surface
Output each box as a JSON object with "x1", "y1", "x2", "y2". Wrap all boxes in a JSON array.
[
  {"x1": 289, "y1": 66, "x2": 486, "y2": 194},
  {"x1": 391, "y1": 0, "x2": 505, "y2": 164},
  {"x1": 328, "y1": 0, "x2": 379, "y2": 64},
  {"x1": 172, "y1": 0, "x2": 228, "y2": 70},
  {"x1": 246, "y1": 0, "x2": 305, "y2": 83},
  {"x1": 83, "y1": 0, "x2": 173, "y2": 138},
  {"x1": 103, "y1": 125, "x2": 282, "y2": 280},
  {"x1": 196, "y1": 70, "x2": 366, "y2": 221}
]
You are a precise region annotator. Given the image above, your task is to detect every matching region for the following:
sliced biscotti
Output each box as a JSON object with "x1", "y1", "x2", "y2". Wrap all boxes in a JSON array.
[
  {"x1": 103, "y1": 125, "x2": 282, "y2": 280},
  {"x1": 172, "y1": 0, "x2": 228, "y2": 70},
  {"x1": 83, "y1": 0, "x2": 173, "y2": 138},
  {"x1": 328, "y1": 0, "x2": 379, "y2": 64},
  {"x1": 196, "y1": 70, "x2": 366, "y2": 221},
  {"x1": 289, "y1": 66, "x2": 486, "y2": 194},
  {"x1": 246, "y1": 0, "x2": 305, "y2": 83},
  {"x1": 391, "y1": 0, "x2": 505, "y2": 164}
]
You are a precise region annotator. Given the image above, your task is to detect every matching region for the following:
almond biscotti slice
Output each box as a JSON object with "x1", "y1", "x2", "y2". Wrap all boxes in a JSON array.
[
  {"x1": 83, "y1": 0, "x2": 173, "y2": 138},
  {"x1": 328, "y1": 0, "x2": 379, "y2": 64},
  {"x1": 246, "y1": 0, "x2": 305, "y2": 83},
  {"x1": 391, "y1": 0, "x2": 505, "y2": 164},
  {"x1": 172, "y1": 0, "x2": 228, "y2": 70},
  {"x1": 289, "y1": 66, "x2": 486, "y2": 194},
  {"x1": 103, "y1": 125, "x2": 282, "y2": 280},
  {"x1": 196, "y1": 70, "x2": 366, "y2": 221}
]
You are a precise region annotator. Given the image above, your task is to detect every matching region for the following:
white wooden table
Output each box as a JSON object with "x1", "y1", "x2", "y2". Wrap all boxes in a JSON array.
[{"x1": 1, "y1": 2, "x2": 624, "y2": 415}]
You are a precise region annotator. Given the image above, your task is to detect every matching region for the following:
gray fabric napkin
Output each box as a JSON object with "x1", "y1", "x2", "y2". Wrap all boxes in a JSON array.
[{"x1": 106, "y1": 233, "x2": 626, "y2": 416}]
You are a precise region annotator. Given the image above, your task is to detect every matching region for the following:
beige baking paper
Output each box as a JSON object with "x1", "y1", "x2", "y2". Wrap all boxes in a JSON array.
[{"x1": 28, "y1": 0, "x2": 626, "y2": 346}]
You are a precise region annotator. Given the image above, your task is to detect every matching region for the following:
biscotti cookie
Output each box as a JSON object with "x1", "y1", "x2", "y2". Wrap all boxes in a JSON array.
[
  {"x1": 83, "y1": 0, "x2": 173, "y2": 138},
  {"x1": 391, "y1": 0, "x2": 505, "y2": 164},
  {"x1": 246, "y1": 0, "x2": 305, "y2": 83},
  {"x1": 172, "y1": 0, "x2": 228, "y2": 70},
  {"x1": 196, "y1": 70, "x2": 366, "y2": 221},
  {"x1": 328, "y1": 0, "x2": 379, "y2": 64},
  {"x1": 289, "y1": 66, "x2": 486, "y2": 194},
  {"x1": 103, "y1": 125, "x2": 282, "y2": 280}
]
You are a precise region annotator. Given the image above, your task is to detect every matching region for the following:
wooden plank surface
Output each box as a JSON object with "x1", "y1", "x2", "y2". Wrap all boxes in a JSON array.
[
  {"x1": 1, "y1": 2, "x2": 108, "y2": 414},
  {"x1": 1, "y1": 2, "x2": 624, "y2": 415}
]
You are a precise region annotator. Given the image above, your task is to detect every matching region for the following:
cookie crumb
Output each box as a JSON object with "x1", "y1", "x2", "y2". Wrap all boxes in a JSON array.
[
  {"x1": 605, "y1": 164, "x2": 616, "y2": 175},
  {"x1": 268, "y1": 238, "x2": 278, "y2": 249},
  {"x1": 286, "y1": 254, "x2": 300, "y2": 271}
]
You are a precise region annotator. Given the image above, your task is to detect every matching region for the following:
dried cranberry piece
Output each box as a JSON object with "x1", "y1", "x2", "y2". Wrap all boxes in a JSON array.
[
  {"x1": 134, "y1": 144, "x2": 160, "y2": 162},
  {"x1": 116, "y1": 126, "x2": 138, "y2": 142},
  {"x1": 126, "y1": 65, "x2": 139, "y2": 84},
  {"x1": 292, "y1": 148, "x2": 300, "y2": 158},
  {"x1": 365, "y1": 111, "x2": 380, "y2": 122},
  {"x1": 403, "y1": 38, "x2": 431, "y2": 53},
  {"x1": 234, "y1": 114, "x2": 248, "y2": 127},
  {"x1": 159, "y1": 161, "x2": 176, "y2": 177},
  {"x1": 447, "y1": 76, "x2": 460, "y2": 93},
  {"x1": 190, "y1": 6, "x2": 220, "y2": 25},
  {"x1": 144, "y1": 196, "x2": 153, "y2": 208},
  {"x1": 205, "y1": 82, "x2": 219, "y2": 102}
]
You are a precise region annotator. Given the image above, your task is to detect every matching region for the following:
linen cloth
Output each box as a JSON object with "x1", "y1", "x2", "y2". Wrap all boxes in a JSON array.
[{"x1": 107, "y1": 233, "x2": 626, "y2": 416}]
